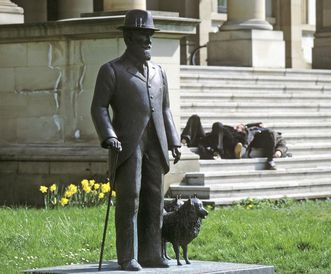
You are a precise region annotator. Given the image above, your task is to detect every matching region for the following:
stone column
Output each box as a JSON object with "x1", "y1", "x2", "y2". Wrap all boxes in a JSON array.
[
  {"x1": 12, "y1": 0, "x2": 47, "y2": 23},
  {"x1": 57, "y1": 0, "x2": 93, "y2": 20},
  {"x1": 276, "y1": 0, "x2": 307, "y2": 68},
  {"x1": 221, "y1": 0, "x2": 272, "y2": 30},
  {"x1": 207, "y1": 0, "x2": 285, "y2": 68},
  {"x1": 312, "y1": 0, "x2": 331, "y2": 68},
  {"x1": 0, "y1": 0, "x2": 23, "y2": 24},
  {"x1": 103, "y1": 0, "x2": 146, "y2": 11}
]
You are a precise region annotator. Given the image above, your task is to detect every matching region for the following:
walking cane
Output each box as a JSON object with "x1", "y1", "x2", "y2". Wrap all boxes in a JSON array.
[{"x1": 98, "y1": 148, "x2": 119, "y2": 271}]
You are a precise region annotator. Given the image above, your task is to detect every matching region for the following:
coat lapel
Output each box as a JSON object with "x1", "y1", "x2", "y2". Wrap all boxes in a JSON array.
[
  {"x1": 127, "y1": 66, "x2": 146, "y2": 82},
  {"x1": 148, "y1": 62, "x2": 156, "y2": 81}
]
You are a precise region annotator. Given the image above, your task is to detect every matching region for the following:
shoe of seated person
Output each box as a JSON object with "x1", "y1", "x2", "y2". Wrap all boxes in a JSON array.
[
  {"x1": 120, "y1": 259, "x2": 142, "y2": 271},
  {"x1": 266, "y1": 160, "x2": 277, "y2": 170},
  {"x1": 234, "y1": 143, "x2": 243, "y2": 159}
]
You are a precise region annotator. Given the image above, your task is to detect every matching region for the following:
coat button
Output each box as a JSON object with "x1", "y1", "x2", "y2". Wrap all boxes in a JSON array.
[
  {"x1": 151, "y1": 107, "x2": 155, "y2": 112},
  {"x1": 148, "y1": 84, "x2": 152, "y2": 88},
  {"x1": 150, "y1": 95, "x2": 153, "y2": 99}
]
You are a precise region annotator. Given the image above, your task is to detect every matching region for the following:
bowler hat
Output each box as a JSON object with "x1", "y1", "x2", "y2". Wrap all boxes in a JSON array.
[{"x1": 118, "y1": 9, "x2": 160, "y2": 31}]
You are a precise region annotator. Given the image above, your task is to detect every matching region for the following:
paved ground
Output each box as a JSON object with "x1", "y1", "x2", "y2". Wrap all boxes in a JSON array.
[{"x1": 25, "y1": 260, "x2": 274, "y2": 274}]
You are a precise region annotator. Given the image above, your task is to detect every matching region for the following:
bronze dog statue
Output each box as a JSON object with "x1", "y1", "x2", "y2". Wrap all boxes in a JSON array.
[{"x1": 162, "y1": 195, "x2": 208, "y2": 265}]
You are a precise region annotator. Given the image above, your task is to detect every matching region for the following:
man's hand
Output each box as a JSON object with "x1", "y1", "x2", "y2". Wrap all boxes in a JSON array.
[
  {"x1": 274, "y1": 150, "x2": 282, "y2": 158},
  {"x1": 171, "y1": 146, "x2": 181, "y2": 164},
  {"x1": 102, "y1": 137, "x2": 122, "y2": 152}
]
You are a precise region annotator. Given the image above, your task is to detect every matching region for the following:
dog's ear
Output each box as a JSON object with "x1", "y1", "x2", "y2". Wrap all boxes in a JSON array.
[{"x1": 193, "y1": 193, "x2": 198, "y2": 198}]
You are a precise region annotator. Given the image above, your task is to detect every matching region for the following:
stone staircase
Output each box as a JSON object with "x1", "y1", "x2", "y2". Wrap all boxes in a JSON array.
[{"x1": 169, "y1": 66, "x2": 331, "y2": 205}]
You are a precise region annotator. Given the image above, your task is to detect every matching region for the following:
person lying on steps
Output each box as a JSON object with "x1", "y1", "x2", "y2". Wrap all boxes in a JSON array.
[{"x1": 181, "y1": 115, "x2": 290, "y2": 170}]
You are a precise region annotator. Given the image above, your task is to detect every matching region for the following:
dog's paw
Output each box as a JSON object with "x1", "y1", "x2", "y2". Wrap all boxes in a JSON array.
[{"x1": 177, "y1": 261, "x2": 182, "y2": 266}]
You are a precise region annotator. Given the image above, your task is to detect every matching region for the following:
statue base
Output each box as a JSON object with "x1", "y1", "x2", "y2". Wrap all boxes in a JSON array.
[{"x1": 25, "y1": 260, "x2": 274, "y2": 274}]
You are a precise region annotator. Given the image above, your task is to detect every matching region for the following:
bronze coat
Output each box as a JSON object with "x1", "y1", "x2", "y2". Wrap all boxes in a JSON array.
[{"x1": 91, "y1": 52, "x2": 180, "y2": 173}]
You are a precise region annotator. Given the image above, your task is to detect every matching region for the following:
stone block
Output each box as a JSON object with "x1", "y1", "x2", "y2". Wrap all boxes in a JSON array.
[
  {"x1": 0, "y1": 161, "x2": 18, "y2": 174},
  {"x1": 90, "y1": 161, "x2": 108, "y2": 176},
  {"x1": 27, "y1": 42, "x2": 50, "y2": 66},
  {"x1": 18, "y1": 162, "x2": 50, "y2": 175},
  {"x1": 15, "y1": 66, "x2": 62, "y2": 92},
  {"x1": 0, "y1": 43, "x2": 27, "y2": 67},
  {"x1": 152, "y1": 38, "x2": 180, "y2": 65},
  {"x1": 80, "y1": 38, "x2": 122, "y2": 65},
  {"x1": 83, "y1": 65, "x2": 99, "y2": 90},
  {"x1": 16, "y1": 116, "x2": 64, "y2": 143},
  {"x1": 208, "y1": 29, "x2": 285, "y2": 68},
  {"x1": 0, "y1": 68, "x2": 15, "y2": 92},
  {"x1": 50, "y1": 161, "x2": 92, "y2": 175},
  {"x1": 0, "y1": 118, "x2": 17, "y2": 143}
]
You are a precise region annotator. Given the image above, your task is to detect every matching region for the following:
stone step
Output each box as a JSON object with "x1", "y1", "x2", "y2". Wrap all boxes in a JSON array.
[
  {"x1": 204, "y1": 191, "x2": 331, "y2": 206},
  {"x1": 180, "y1": 75, "x2": 331, "y2": 86},
  {"x1": 169, "y1": 176, "x2": 331, "y2": 200},
  {"x1": 180, "y1": 121, "x2": 331, "y2": 134},
  {"x1": 187, "y1": 142, "x2": 331, "y2": 156},
  {"x1": 181, "y1": 101, "x2": 331, "y2": 113},
  {"x1": 197, "y1": 154, "x2": 331, "y2": 172},
  {"x1": 180, "y1": 65, "x2": 331, "y2": 79},
  {"x1": 184, "y1": 167, "x2": 331, "y2": 185},
  {"x1": 180, "y1": 92, "x2": 331, "y2": 102},
  {"x1": 181, "y1": 82, "x2": 331, "y2": 92},
  {"x1": 180, "y1": 111, "x2": 331, "y2": 125}
]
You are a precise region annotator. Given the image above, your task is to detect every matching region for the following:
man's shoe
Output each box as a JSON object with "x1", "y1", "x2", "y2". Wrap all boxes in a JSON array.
[
  {"x1": 234, "y1": 142, "x2": 243, "y2": 159},
  {"x1": 139, "y1": 258, "x2": 170, "y2": 268},
  {"x1": 266, "y1": 160, "x2": 277, "y2": 170},
  {"x1": 120, "y1": 259, "x2": 142, "y2": 271}
]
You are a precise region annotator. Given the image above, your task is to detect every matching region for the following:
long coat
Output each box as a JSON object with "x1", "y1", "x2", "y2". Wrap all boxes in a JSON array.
[{"x1": 91, "y1": 52, "x2": 180, "y2": 173}]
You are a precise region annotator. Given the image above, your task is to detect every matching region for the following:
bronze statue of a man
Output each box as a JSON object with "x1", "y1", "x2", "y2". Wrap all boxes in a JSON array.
[{"x1": 91, "y1": 9, "x2": 181, "y2": 271}]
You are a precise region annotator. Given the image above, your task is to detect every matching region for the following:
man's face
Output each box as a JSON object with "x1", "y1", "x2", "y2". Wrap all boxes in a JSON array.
[
  {"x1": 126, "y1": 29, "x2": 154, "y2": 62},
  {"x1": 234, "y1": 124, "x2": 246, "y2": 133}
]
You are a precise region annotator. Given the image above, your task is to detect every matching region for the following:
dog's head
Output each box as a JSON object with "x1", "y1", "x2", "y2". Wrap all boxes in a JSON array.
[{"x1": 184, "y1": 195, "x2": 208, "y2": 219}]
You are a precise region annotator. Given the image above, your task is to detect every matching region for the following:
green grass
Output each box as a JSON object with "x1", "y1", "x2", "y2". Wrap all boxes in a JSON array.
[{"x1": 0, "y1": 199, "x2": 330, "y2": 274}]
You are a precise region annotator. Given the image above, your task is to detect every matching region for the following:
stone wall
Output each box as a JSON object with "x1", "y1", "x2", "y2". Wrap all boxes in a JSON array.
[{"x1": 0, "y1": 14, "x2": 200, "y2": 206}]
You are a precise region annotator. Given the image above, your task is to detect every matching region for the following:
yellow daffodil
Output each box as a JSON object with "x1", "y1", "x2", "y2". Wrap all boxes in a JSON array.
[
  {"x1": 89, "y1": 180, "x2": 95, "y2": 187},
  {"x1": 60, "y1": 198, "x2": 69, "y2": 206},
  {"x1": 247, "y1": 204, "x2": 253, "y2": 209},
  {"x1": 94, "y1": 183, "x2": 100, "y2": 190},
  {"x1": 68, "y1": 184, "x2": 78, "y2": 194},
  {"x1": 81, "y1": 179, "x2": 89, "y2": 188},
  {"x1": 50, "y1": 184, "x2": 57, "y2": 192},
  {"x1": 64, "y1": 190, "x2": 73, "y2": 198},
  {"x1": 39, "y1": 186, "x2": 48, "y2": 193},
  {"x1": 101, "y1": 183, "x2": 110, "y2": 193},
  {"x1": 112, "y1": 191, "x2": 116, "y2": 198},
  {"x1": 98, "y1": 193, "x2": 105, "y2": 199},
  {"x1": 83, "y1": 186, "x2": 92, "y2": 193}
]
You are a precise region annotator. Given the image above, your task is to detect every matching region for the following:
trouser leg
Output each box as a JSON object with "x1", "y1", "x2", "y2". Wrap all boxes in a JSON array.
[
  {"x1": 251, "y1": 130, "x2": 275, "y2": 161},
  {"x1": 115, "y1": 146, "x2": 142, "y2": 265},
  {"x1": 138, "y1": 145, "x2": 164, "y2": 262}
]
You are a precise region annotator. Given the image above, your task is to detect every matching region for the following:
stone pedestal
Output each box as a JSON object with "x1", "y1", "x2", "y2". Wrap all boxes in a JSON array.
[
  {"x1": 208, "y1": 29, "x2": 285, "y2": 68},
  {"x1": 0, "y1": 0, "x2": 23, "y2": 24},
  {"x1": 207, "y1": 0, "x2": 285, "y2": 68},
  {"x1": 103, "y1": 0, "x2": 146, "y2": 11},
  {"x1": 25, "y1": 260, "x2": 275, "y2": 274}
]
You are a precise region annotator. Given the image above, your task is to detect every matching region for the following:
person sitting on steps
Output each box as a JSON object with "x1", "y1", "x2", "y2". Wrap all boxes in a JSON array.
[{"x1": 181, "y1": 114, "x2": 290, "y2": 170}]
